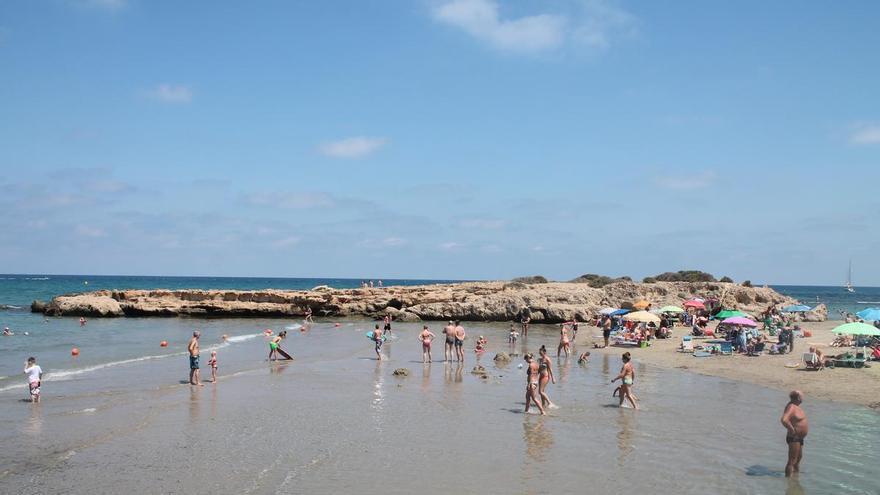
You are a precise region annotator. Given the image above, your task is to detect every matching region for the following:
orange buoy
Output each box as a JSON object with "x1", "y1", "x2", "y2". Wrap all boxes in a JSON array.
[
  {"x1": 71, "y1": 347, "x2": 80, "y2": 356},
  {"x1": 160, "y1": 341, "x2": 168, "y2": 347},
  {"x1": 264, "y1": 329, "x2": 273, "y2": 335},
  {"x1": 334, "y1": 323, "x2": 341, "y2": 327}
]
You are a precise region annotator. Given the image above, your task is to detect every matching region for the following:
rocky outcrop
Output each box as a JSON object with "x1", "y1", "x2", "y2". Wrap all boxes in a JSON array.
[
  {"x1": 802, "y1": 304, "x2": 828, "y2": 322},
  {"x1": 33, "y1": 281, "x2": 807, "y2": 322}
]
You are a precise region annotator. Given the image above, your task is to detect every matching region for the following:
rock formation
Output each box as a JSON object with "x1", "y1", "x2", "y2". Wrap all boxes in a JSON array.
[{"x1": 34, "y1": 281, "x2": 808, "y2": 322}]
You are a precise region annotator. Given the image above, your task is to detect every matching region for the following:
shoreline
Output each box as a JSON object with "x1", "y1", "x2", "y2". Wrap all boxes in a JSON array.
[{"x1": 580, "y1": 320, "x2": 880, "y2": 408}]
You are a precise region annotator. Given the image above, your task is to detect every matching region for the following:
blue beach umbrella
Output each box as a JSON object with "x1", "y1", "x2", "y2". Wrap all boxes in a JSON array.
[
  {"x1": 609, "y1": 309, "x2": 631, "y2": 316},
  {"x1": 783, "y1": 305, "x2": 812, "y2": 313},
  {"x1": 856, "y1": 308, "x2": 880, "y2": 321}
]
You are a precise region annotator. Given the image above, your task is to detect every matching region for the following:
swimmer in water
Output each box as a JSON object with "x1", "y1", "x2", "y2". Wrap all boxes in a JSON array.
[
  {"x1": 79, "y1": 317, "x2": 86, "y2": 326},
  {"x1": 3, "y1": 327, "x2": 13, "y2": 336},
  {"x1": 524, "y1": 353, "x2": 545, "y2": 415},
  {"x1": 208, "y1": 350, "x2": 218, "y2": 383},
  {"x1": 611, "y1": 351, "x2": 638, "y2": 409},
  {"x1": 419, "y1": 325, "x2": 435, "y2": 363}
]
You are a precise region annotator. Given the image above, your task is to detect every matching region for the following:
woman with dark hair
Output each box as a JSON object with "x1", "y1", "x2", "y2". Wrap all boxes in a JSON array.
[
  {"x1": 538, "y1": 346, "x2": 556, "y2": 409},
  {"x1": 523, "y1": 353, "x2": 545, "y2": 415},
  {"x1": 611, "y1": 352, "x2": 638, "y2": 409}
]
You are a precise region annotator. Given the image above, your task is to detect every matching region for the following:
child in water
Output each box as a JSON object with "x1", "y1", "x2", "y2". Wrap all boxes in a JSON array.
[
  {"x1": 475, "y1": 336, "x2": 487, "y2": 353},
  {"x1": 23, "y1": 357, "x2": 42, "y2": 403},
  {"x1": 508, "y1": 325, "x2": 518, "y2": 344},
  {"x1": 208, "y1": 350, "x2": 218, "y2": 383}
]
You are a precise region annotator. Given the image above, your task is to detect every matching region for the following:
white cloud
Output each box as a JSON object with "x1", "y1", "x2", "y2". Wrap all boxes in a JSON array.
[
  {"x1": 432, "y1": 0, "x2": 636, "y2": 54},
  {"x1": 357, "y1": 237, "x2": 408, "y2": 249},
  {"x1": 271, "y1": 236, "x2": 301, "y2": 248},
  {"x1": 460, "y1": 218, "x2": 506, "y2": 229},
  {"x1": 655, "y1": 171, "x2": 716, "y2": 190},
  {"x1": 75, "y1": 225, "x2": 106, "y2": 238},
  {"x1": 146, "y1": 84, "x2": 192, "y2": 104},
  {"x1": 481, "y1": 244, "x2": 502, "y2": 253},
  {"x1": 80, "y1": 0, "x2": 127, "y2": 10},
  {"x1": 318, "y1": 137, "x2": 388, "y2": 159},
  {"x1": 440, "y1": 241, "x2": 463, "y2": 251},
  {"x1": 246, "y1": 191, "x2": 335, "y2": 209},
  {"x1": 850, "y1": 125, "x2": 880, "y2": 145}
]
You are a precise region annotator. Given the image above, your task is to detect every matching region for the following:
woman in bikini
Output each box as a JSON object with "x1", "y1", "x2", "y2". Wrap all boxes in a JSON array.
[
  {"x1": 538, "y1": 346, "x2": 556, "y2": 408},
  {"x1": 419, "y1": 325, "x2": 435, "y2": 363},
  {"x1": 611, "y1": 351, "x2": 638, "y2": 409},
  {"x1": 523, "y1": 353, "x2": 545, "y2": 415},
  {"x1": 557, "y1": 324, "x2": 571, "y2": 358}
]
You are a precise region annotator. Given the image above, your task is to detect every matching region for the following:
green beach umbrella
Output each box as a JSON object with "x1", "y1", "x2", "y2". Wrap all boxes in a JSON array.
[
  {"x1": 831, "y1": 322, "x2": 880, "y2": 336},
  {"x1": 713, "y1": 309, "x2": 748, "y2": 320},
  {"x1": 659, "y1": 305, "x2": 685, "y2": 313}
]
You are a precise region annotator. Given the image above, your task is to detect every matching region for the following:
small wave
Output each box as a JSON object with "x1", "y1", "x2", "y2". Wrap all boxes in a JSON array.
[
  {"x1": 284, "y1": 324, "x2": 303, "y2": 331},
  {"x1": 0, "y1": 304, "x2": 23, "y2": 310},
  {"x1": 24, "y1": 277, "x2": 50, "y2": 281},
  {"x1": 225, "y1": 333, "x2": 262, "y2": 344},
  {"x1": 856, "y1": 301, "x2": 880, "y2": 304}
]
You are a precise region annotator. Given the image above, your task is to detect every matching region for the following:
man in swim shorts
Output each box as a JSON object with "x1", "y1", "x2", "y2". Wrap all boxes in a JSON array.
[
  {"x1": 602, "y1": 316, "x2": 612, "y2": 348},
  {"x1": 383, "y1": 314, "x2": 392, "y2": 336},
  {"x1": 373, "y1": 323, "x2": 384, "y2": 361},
  {"x1": 454, "y1": 320, "x2": 466, "y2": 363},
  {"x1": 443, "y1": 321, "x2": 455, "y2": 362},
  {"x1": 188, "y1": 331, "x2": 202, "y2": 386},
  {"x1": 781, "y1": 390, "x2": 808, "y2": 477}
]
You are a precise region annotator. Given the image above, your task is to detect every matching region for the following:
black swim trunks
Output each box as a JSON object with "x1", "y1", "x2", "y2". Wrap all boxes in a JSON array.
[
  {"x1": 189, "y1": 355, "x2": 200, "y2": 370},
  {"x1": 786, "y1": 434, "x2": 804, "y2": 445},
  {"x1": 603, "y1": 329, "x2": 611, "y2": 339},
  {"x1": 384, "y1": 323, "x2": 391, "y2": 331},
  {"x1": 454, "y1": 338, "x2": 464, "y2": 347}
]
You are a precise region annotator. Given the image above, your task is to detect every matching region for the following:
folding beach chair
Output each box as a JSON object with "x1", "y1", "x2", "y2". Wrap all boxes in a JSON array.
[
  {"x1": 679, "y1": 335, "x2": 694, "y2": 353},
  {"x1": 803, "y1": 352, "x2": 822, "y2": 370}
]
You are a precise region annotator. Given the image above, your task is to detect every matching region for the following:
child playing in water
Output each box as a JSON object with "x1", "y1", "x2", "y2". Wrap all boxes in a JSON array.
[
  {"x1": 475, "y1": 336, "x2": 487, "y2": 353},
  {"x1": 23, "y1": 357, "x2": 42, "y2": 403},
  {"x1": 508, "y1": 325, "x2": 518, "y2": 344},
  {"x1": 208, "y1": 351, "x2": 218, "y2": 383}
]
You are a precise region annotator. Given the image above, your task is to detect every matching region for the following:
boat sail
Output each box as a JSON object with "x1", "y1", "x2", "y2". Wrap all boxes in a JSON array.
[{"x1": 845, "y1": 260, "x2": 855, "y2": 293}]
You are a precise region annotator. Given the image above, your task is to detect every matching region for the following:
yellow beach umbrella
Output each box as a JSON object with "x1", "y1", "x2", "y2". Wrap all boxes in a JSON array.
[
  {"x1": 632, "y1": 300, "x2": 651, "y2": 310},
  {"x1": 622, "y1": 310, "x2": 661, "y2": 324}
]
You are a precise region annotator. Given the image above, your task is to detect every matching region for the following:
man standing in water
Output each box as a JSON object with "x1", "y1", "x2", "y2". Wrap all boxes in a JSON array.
[
  {"x1": 372, "y1": 323, "x2": 384, "y2": 361},
  {"x1": 188, "y1": 331, "x2": 202, "y2": 386},
  {"x1": 781, "y1": 390, "x2": 808, "y2": 477},
  {"x1": 454, "y1": 320, "x2": 466, "y2": 363},
  {"x1": 520, "y1": 307, "x2": 531, "y2": 337},
  {"x1": 602, "y1": 315, "x2": 612, "y2": 348},
  {"x1": 443, "y1": 321, "x2": 455, "y2": 362}
]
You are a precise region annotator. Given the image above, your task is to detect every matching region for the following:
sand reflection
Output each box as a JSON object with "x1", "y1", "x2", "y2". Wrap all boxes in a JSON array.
[
  {"x1": 522, "y1": 416, "x2": 554, "y2": 463},
  {"x1": 615, "y1": 410, "x2": 634, "y2": 465}
]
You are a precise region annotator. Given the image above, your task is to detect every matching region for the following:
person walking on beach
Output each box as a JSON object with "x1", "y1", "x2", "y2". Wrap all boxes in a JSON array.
[
  {"x1": 188, "y1": 331, "x2": 202, "y2": 386},
  {"x1": 443, "y1": 321, "x2": 455, "y2": 362},
  {"x1": 372, "y1": 323, "x2": 384, "y2": 361},
  {"x1": 538, "y1": 346, "x2": 555, "y2": 408},
  {"x1": 781, "y1": 390, "x2": 808, "y2": 477},
  {"x1": 383, "y1": 314, "x2": 393, "y2": 336},
  {"x1": 523, "y1": 353, "x2": 545, "y2": 415},
  {"x1": 419, "y1": 325, "x2": 435, "y2": 363},
  {"x1": 611, "y1": 352, "x2": 637, "y2": 409},
  {"x1": 557, "y1": 325, "x2": 571, "y2": 358},
  {"x1": 23, "y1": 357, "x2": 42, "y2": 403},
  {"x1": 454, "y1": 321, "x2": 466, "y2": 362},
  {"x1": 602, "y1": 316, "x2": 612, "y2": 348}
]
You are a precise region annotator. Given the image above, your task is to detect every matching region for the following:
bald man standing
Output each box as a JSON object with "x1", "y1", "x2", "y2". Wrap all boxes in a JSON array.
[{"x1": 781, "y1": 390, "x2": 808, "y2": 477}]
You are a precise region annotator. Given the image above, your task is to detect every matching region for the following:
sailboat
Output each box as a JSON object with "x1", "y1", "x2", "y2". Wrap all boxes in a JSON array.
[{"x1": 845, "y1": 260, "x2": 855, "y2": 293}]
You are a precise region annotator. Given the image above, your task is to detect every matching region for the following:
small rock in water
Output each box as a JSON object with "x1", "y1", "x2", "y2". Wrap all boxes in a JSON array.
[
  {"x1": 470, "y1": 365, "x2": 487, "y2": 375},
  {"x1": 493, "y1": 352, "x2": 511, "y2": 363},
  {"x1": 392, "y1": 368, "x2": 410, "y2": 377}
]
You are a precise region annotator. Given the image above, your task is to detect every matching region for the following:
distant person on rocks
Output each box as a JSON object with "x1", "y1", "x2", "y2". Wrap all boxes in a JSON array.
[
  {"x1": 378, "y1": 280, "x2": 383, "y2": 287},
  {"x1": 23, "y1": 357, "x2": 42, "y2": 403},
  {"x1": 188, "y1": 331, "x2": 202, "y2": 386},
  {"x1": 781, "y1": 390, "x2": 808, "y2": 477}
]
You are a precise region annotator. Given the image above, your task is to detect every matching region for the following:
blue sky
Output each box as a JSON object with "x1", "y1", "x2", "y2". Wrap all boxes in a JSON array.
[{"x1": 1, "y1": 0, "x2": 878, "y2": 285}]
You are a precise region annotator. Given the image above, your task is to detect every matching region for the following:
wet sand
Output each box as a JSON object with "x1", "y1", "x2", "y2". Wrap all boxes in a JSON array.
[
  {"x1": 1, "y1": 320, "x2": 878, "y2": 494},
  {"x1": 583, "y1": 321, "x2": 880, "y2": 407}
]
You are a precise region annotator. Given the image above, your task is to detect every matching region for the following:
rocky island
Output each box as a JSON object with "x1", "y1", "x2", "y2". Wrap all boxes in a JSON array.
[{"x1": 31, "y1": 280, "x2": 825, "y2": 322}]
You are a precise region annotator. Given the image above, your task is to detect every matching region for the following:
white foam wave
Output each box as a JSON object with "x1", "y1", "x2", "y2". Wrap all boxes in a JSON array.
[
  {"x1": 225, "y1": 333, "x2": 262, "y2": 344},
  {"x1": 24, "y1": 277, "x2": 50, "y2": 280},
  {"x1": 284, "y1": 324, "x2": 303, "y2": 331}
]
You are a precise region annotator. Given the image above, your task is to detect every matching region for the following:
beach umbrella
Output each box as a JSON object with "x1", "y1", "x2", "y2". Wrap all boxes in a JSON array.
[
  {"x1": 855, "y1": 308, "x2": 880, "y2": 321},
  {"x1": 599, "y1": 307, "x2": 618, "y2": 315},
  {"x1": 713, "y1": 309, "x2": 748, "y2": 320},
  {"x1": 632, "y1": 300, "x2": 651, "y2": 310},
  {"x1": 622, "y1": 311, "x2": 661, "y2": 324},
  {"x1": 831, "y1": 322, "x2": 880, "y2": 336},
  {"x1": 683, "y1": 300, "x2": 705, "y2": 309},
  {"x1": 783, "y1": 305, "x2": 812, "y2": 313},
  {"x1": 658, "y1": 305, "x2": 685, "y2": 313},
  {"x1": 609, "y1": 309, "x2": 630, "y2": 316},
  {"x1": 720, "y1": 317, "x2": 758, "y2": 327}
]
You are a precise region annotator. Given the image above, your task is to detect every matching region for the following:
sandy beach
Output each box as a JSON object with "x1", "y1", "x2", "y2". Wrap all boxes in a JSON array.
[{"x1": 584, "y1": 320, "x2": 880, "y2": 408}]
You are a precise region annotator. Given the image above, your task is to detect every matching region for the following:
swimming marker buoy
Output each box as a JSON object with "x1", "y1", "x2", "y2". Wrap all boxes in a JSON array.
[
  {"x1": 71, "y1": 347, "x2": 80, "y2": 356},
  {"x1": 160, "y1": 341, "x2": 168, "y2": 347}
]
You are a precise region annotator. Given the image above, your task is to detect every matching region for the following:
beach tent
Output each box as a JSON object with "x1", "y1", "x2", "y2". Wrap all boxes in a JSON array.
[
  {"x1": 632, "y1": 300, "x2": 651, "y2": 310},
  {"x1": 720, "y1": 317, "x2": 758, "y2": 327},
  {"x1": 713, "y1": 309, "x2": 749, "y2": 320},
  {"x1": 783, "y1": 305, "x2": 812, "y2": 313},
  {"x1": 831, "y1": 322, "x2": 880, "y2": 336},
  {"x1": 683, "y1": 300, "x2": 705, "y2": 309},
  {"x1": 622, "y1": 311, "x2": 661, "y2": 324},
  {"x1": 659, "y1": 305, "x2": 685, "y2": 313},
  {"x1": 855, "y1": 308, "x2": 880, "y2": 321}
]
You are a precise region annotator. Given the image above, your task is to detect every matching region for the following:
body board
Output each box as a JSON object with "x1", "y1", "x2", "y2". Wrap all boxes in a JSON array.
[{"x1": 276, "y1": 348, "x2": 293, "y2": 360}]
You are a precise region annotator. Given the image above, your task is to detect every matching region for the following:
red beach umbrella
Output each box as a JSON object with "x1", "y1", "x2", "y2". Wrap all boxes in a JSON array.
[{"x1": 683, "y1": 300, "x2": 705, "y2": 309}]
